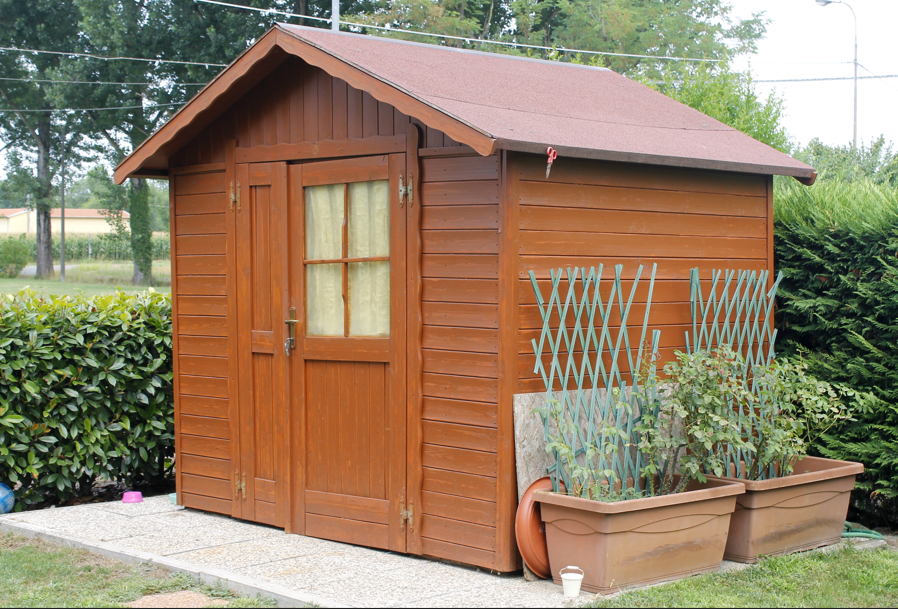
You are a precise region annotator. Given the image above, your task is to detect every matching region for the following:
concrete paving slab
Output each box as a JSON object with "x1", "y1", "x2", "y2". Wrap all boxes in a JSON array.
[
  {"x1": 171, "y1": 534, "x2": 344, "y2": 570},
  {"x1": 91, "y1": 495, "x2": 183, "y2": 518},
  {"x1": 0, "y1": 498, "x2": 890, "y2": 608},
  {"x1": 120, "y1": 525, "x2": 281, "y2": 557},
  {"x1": 2, "y1": 506, "x2": 170, "y2": 542},
  {"x1": 294, "y1": 560, "x2": 506, "y2": 608}
]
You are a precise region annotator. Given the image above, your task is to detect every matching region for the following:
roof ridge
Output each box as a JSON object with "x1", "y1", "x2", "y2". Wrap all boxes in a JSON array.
[{"x1": 277, "y1": 23, "x2": 612, "y2": 73}]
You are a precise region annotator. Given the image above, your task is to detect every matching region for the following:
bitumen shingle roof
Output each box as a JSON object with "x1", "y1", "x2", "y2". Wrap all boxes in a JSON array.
[{"x1": 115, "y1": 24, "x2": 815, "y2": 183}]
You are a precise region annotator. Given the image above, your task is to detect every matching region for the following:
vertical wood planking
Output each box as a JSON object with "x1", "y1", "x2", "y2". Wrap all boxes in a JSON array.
[
  {"x1": 225, "y1": 144, "x2": 241, "y2": 518},
  {"x1": 318, "y1": 71, "x2": 334, "y2": 140},
  {"x1": 405, "y1": 126, "x2": 424, "y2": 555},
  {"x1": 333, "y1": 78, "x2": 348, "y2": 141},
  {"x1": 362, "y1": 92, "x2": 378, "y2": 138},
  {"x1": 170, "y1": 169, "x2": 183, "y2": 506},
  {"x1": 288, "y1": 163, "x2": 306, "y2": 533},
  {"x1": 303, "y1": 67, "x2": 318, "y2": 143},
  {"x1": 172, "y1": 58, "x2": 463, "y2": 166},
  {"x1": 269, "y1": 162, "x2": 290, "y2": 528},
  {"x1": 495, "y1": 150, "x2": 520, "y2": 571},
  {"x1": 234, "y1": 162, "x2": 256, "y2": 520},
  {"x1": 289, "y1": 62, "x2": 304, "y2": 144},
  {"x1": 347, "y1": 85, "x2": 363, "y2": 139}
]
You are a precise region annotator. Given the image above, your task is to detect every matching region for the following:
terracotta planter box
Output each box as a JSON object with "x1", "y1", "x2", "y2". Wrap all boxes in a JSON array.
[
  {"x1": 709, "y1": 456, "x2": 863, "y2": 563},
  {"x1": 535, "y1": 478, "x2": 745, "y2": 595}
]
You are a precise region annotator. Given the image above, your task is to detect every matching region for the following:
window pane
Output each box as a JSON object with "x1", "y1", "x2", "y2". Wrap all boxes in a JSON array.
[
  {"x1": 348, "y1": 181, "x2": 389, "y2": 259},
  {"x1": 306, "y1": 264, "x2": 344, "y2": 336},
  {"x1": 305, "y1": 184, "x2": 344, "y2": 260},
  {"x1": 348, "y1": 261, "x2": 390, "y2": 337}
]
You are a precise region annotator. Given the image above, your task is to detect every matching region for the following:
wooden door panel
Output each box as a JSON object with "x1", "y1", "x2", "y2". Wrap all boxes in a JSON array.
[
  {"x1": 304, "y1": 360, "x2": 389, "y2": 500},
  {"x1": 305, "y1": 513, "x2": 389, "y2": 549},
  {"x1": 291, "y1": 153, "x2": 409, "y2": 553},
  {"x1": 235, "y1": 161, "x2": 290, "y2": 528}
]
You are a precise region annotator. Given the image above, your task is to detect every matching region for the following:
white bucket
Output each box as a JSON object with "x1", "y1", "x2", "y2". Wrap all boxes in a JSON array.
[{"x1": 560, "y1": 566, "x2": 584, "y2": 598}]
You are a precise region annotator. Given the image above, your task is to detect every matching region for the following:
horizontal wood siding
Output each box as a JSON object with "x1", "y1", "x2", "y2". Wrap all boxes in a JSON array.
[
  {"x1": 420, "y1": 153, "x2": 500, "y2": 568},
  {"x1": 173, "y1": 168, "x2": 232, "y2": 514},
  {"x1": 171, "y1": 57, "x2": 462, "y2": 167},
  {"x1": 515, "y1": 154, "x2": 770, "y2": 392}
]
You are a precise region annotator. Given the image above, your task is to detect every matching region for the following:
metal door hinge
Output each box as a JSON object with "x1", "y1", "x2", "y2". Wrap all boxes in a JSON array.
[
  {"x1": 400, "y1": 501, "x2": 414, "y2": 530},
  {"x1": 235, "y1": 470, "x2": 247, "y2": 500},
  {"x1": 236, "y1": 181, "x2": 242, "y2": 211},
  {"x1": 229, "y1": 181, "x2": 236, "y2": 211},
  {"x1": 398, "y1": 174, "x2": 406, "y2": 207},
  {"x1": 407, "y1": 175, "x2": 414, "y2": 207}
]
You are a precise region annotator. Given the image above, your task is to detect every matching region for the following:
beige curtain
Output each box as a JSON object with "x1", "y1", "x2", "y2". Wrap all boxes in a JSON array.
[
  {"x1": 305, "y1": 184, "x2": 344, "y2": 336},
  {"x1": 348, "y1": 180, "x2": 390, "y2": 336}
]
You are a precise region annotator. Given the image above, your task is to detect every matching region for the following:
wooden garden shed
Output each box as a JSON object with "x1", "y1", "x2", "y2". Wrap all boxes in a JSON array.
[{"x1": 115, "y1": 24, "x2": 816, "y2": 573}]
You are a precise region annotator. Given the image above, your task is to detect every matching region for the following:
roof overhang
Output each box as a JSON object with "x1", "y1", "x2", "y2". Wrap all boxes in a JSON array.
[
  {"x1": 114, "y1": 26, "x2": 496, "y2": 184},
  {"x1": 116, "y1": 25, "x2": 816, "y2": 186}
]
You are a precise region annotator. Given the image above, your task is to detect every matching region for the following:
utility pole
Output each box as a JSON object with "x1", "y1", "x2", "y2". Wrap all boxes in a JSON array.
[
  {"x1": 60, "y1": 151, "x2": 66, "y2": 282},
  {"x1": 332, "y1": 0, "x2": 339, "y2": 31}
]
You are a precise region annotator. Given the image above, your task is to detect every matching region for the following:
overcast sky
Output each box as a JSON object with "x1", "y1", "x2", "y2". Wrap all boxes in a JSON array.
[{"x1": 728, "y1": 0, "x2": 898, "y2": 149}]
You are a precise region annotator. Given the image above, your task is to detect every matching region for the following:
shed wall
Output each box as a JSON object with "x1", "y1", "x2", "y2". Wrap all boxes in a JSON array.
[
  {"x1": 168, "y1": 56, "x2": 509, "y2": 570},
  {"x1": 170, "y1": 167, "x2": 234, "y2": 515},
  {"x1": 510, "y1": 153, "x2": 773, "y2": 392},
  {"x1": 419, "y1": 152, "x2": 502, "y2": 567}
]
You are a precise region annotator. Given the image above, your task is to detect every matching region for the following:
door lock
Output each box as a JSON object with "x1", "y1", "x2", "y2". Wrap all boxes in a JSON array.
[{"x1": 284, "y1": 307, "x2": 299, "y2": 355}]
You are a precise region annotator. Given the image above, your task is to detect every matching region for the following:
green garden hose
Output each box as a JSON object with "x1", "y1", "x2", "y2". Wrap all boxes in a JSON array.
[{"x1": 843, "y1": 522, "x2": 885, "y2": 540}]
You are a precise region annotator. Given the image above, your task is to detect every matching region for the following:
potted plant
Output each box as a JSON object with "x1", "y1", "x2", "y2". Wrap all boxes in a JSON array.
[
  {"x1": 533, "y1": 348, "x2": 747, "y2": 595},
  {"x1": 699, "y1": 352, "x2": 869, "y2": 563}
]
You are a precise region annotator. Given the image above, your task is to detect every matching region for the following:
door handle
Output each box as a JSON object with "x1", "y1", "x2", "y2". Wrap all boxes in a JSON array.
[{"x1": 284, "y1": 307, "x2": 299, "y2": 354}]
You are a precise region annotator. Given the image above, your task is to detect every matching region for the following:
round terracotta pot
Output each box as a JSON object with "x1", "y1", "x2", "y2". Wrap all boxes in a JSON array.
[{"x1": 515, "y1": 477, "x2": 554, "y2": 579}]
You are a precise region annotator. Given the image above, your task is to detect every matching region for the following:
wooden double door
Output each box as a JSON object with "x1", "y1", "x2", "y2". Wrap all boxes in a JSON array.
[{"x1": 231, "y1": 153, "x2": 416, "y2": 554}]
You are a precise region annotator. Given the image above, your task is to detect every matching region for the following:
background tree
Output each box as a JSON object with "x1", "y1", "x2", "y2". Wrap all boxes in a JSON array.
[
  {"x1": 0, "y1": 0, "x2": 84, "y2": 277},
  {"x1": 647, "y1": 63, "x2": 792, "y2": 153},
  {"x1": 796, "y1": 136, "x2": 898, "y2": 186}
]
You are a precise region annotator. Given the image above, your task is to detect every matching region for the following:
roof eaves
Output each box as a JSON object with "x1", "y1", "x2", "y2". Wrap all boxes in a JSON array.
[
  {"x1": 114, "y1": 29, "x2": 284, "y2": 184},
  {"x1": 495, "y1": 138, "x2": 818, "y2": 184}
]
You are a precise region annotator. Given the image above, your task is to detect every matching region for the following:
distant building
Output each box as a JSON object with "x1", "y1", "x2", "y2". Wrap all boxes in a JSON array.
[{"x1": 0, "y1": 208, "x2": 130, "y2": 235}]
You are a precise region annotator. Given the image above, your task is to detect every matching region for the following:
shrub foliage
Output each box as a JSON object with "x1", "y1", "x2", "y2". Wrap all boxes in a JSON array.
[
  {"x1": 775, "y1": 178, "x2": 898, "y2": 525},
  {"x1": 0, "y1": 235, "x2": 31, "y2": 278},
  {"x1": 0, "y1": 289, "x2": 173, "y2": 508},
  {"x1": 0, "y1": 233, "x2": 170, "y2": 262}
]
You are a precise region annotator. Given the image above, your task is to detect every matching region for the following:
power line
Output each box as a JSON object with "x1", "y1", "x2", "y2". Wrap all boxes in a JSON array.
[
  {"x1": 197, "y1": 0, "x2": 726, "y2": 63},
  {"x1": 0, "y1": 46, "x2": 226, "y2": 67},
  {"x1": 0, "y1": 76, "x2": 207, "y2": 86},
  {"x1": 858, "y1": 63, "x2": 898, "y2": 95},
  {"x1": 0, "y1": 103, "x2": 181, "y2": 113},
  {"x1": 756, "y1": 74, "x2": 898, "y2": 83}
]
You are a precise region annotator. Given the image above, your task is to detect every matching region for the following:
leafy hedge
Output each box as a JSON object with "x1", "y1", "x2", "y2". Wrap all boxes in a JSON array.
[
  {"x1": 775, "y1": 178, "x2": 898, "y2": 526},
  {"x1": 0, "y1": 289, "x2": 173, "y2": 509},
  {"x1": 0, "y1": 233, "x2": 170, "y2": 262}
]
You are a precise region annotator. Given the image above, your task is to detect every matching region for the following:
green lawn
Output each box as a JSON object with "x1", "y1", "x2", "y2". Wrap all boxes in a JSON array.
[
  {"x1": 0, "y1": 534, "x2": 274, "y2": 608},
  {"x1": 1, "y1": 260, "x2": 172, "y2": 298},
  {"x1": 589, "y1": 545, "x2": 898, "y2": 608}
]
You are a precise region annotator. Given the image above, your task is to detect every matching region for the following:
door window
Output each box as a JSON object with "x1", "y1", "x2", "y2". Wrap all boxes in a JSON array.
[{"x1": 305, "y1": 180, "x2": 390, "y2": 337}]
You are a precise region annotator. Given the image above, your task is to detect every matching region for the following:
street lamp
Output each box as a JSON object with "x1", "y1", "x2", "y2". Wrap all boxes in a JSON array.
[{"x1": 816, "y1": 0, "x2": 858, "y2": 148}]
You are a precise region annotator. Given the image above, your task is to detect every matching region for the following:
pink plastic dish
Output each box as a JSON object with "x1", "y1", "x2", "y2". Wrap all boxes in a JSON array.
[{"x1": 122, "y1": 491, "x2": 143, "y2": 503}]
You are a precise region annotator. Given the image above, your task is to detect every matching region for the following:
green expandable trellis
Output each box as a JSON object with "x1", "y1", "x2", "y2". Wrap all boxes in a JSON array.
[
  {"x1": 687, "y1": 267, "x2": 783, "y2": 376},
  {"x1": 687, "y1": 267, "x2": 784, "y2": 478},
  {"x1": 529, "y1": 264, "x2": 661, "y2": 494}
]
